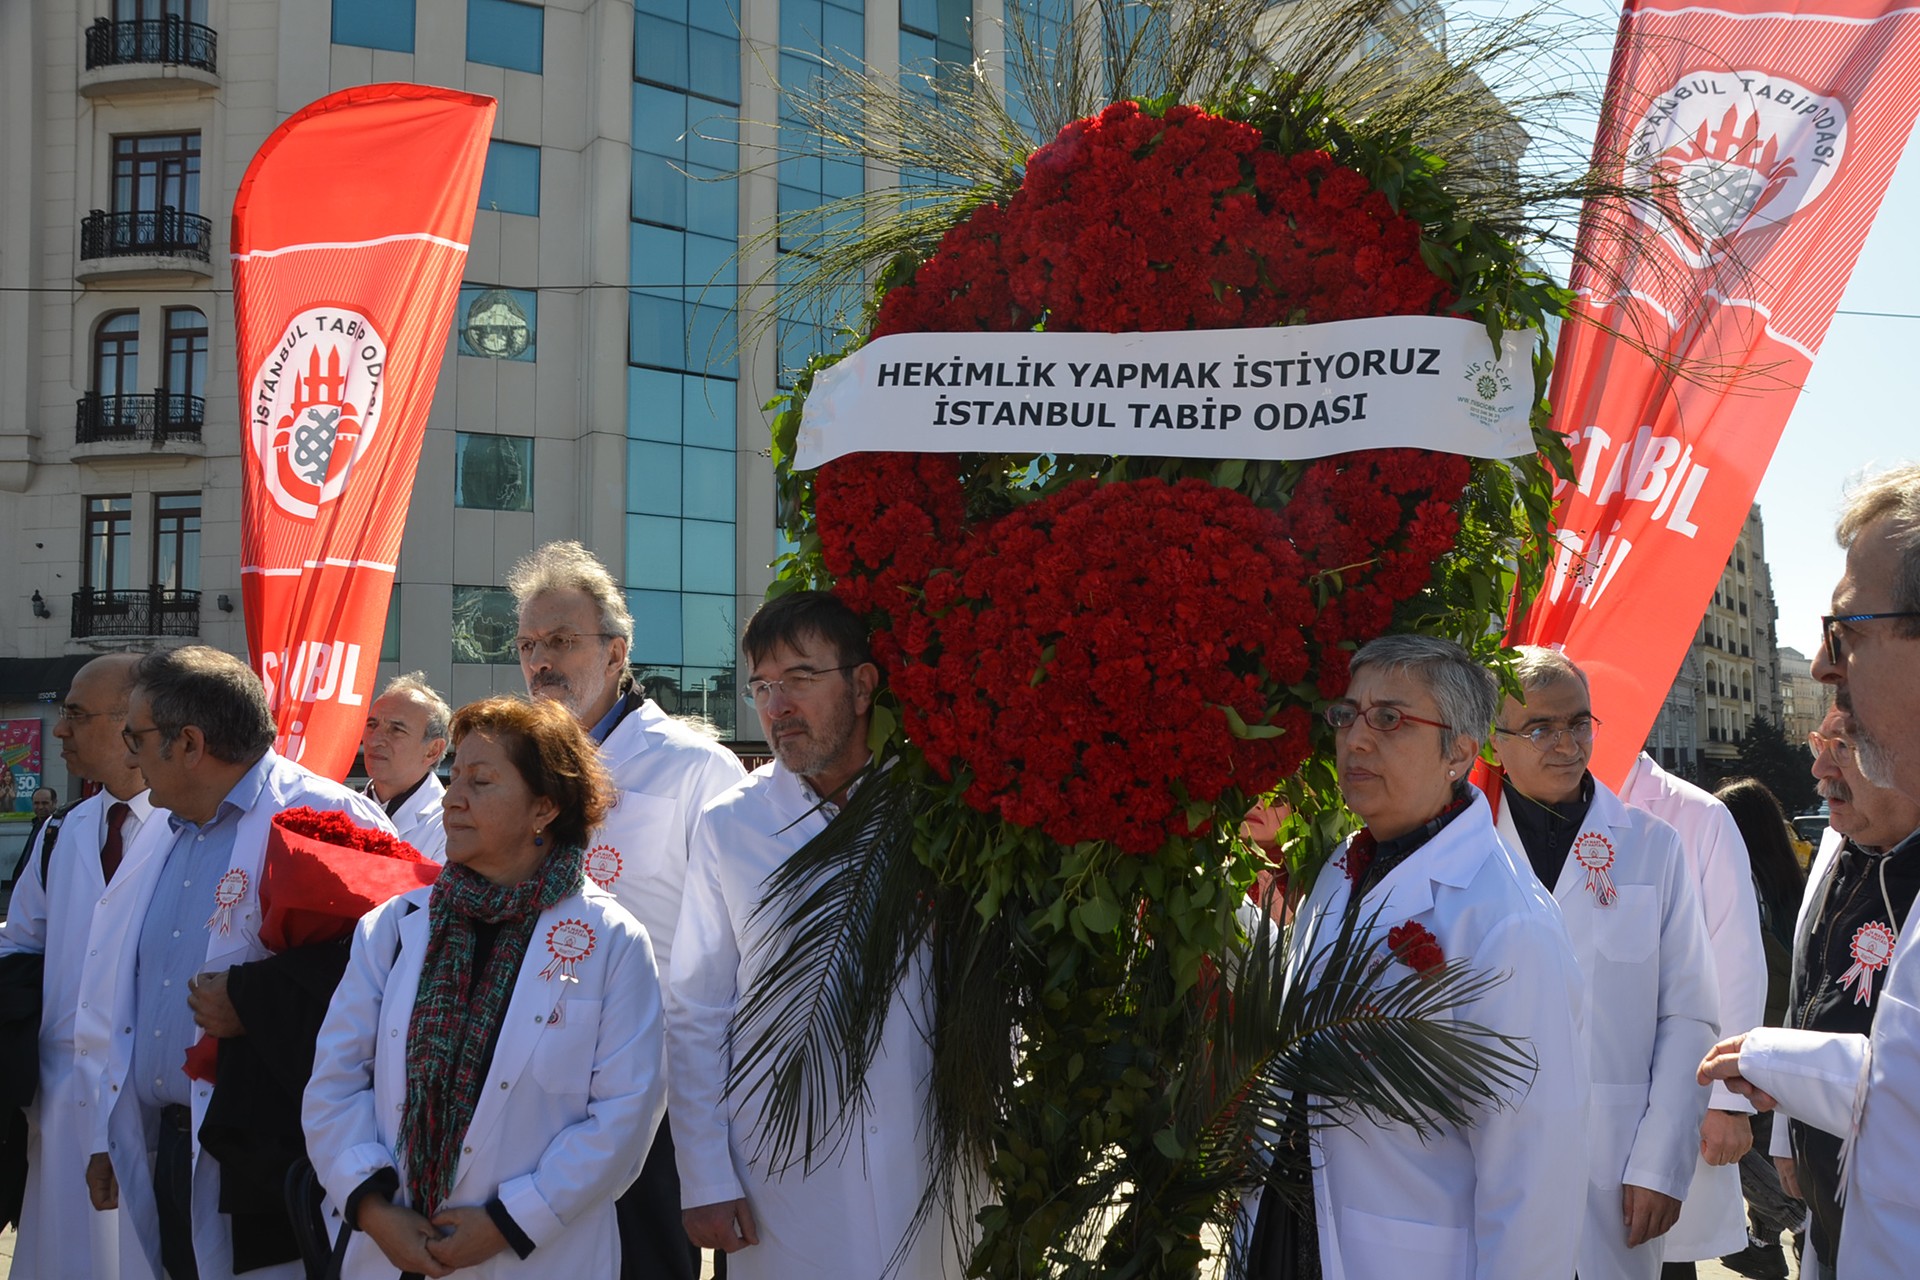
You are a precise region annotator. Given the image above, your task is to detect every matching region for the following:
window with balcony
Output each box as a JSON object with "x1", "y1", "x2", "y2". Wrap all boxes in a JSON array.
[
  {"x1": 153, "y1": 493, "x2": 200, "y2": 592},
  {"x1": 87, "y1": 0, "x2": 215, "y2": 71},
  {"x1": 163, "y1": 306, "x2": 207, "y2": 430},
  {"x1": 83, "y1": 133, "x2": 210, "y2": 262},
  {"x1": 89, "y1": 312, "x2": 140, "y2": 436},
  {"x1": 79, "y1": 309, "x2": 204, "y2": 442},
  {"x1": 74, "y1": 492, "x2": 202, "y2": 638}
]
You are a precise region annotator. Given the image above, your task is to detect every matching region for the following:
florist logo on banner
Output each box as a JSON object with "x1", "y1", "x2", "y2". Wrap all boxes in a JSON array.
[
  {"x1": 248, "y1": 306, "x2": 388, "y2": 520},
  {"x1": 1625, "y1": 70, "x2": 1848, "y2": 268}
]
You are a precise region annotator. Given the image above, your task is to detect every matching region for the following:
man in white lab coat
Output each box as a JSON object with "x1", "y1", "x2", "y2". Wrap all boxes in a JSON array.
[
  {"x1": 1701, "y1": 462, "x2": 1920, "y2": 1276},
  {"x1": 75, "y1": 645, "x2": 394, "y2": 1280},
  {"x1": 508, "y1": 540, "x2": 746, "y2": 1280},
  {"x1": 667, "y1": 590, "x2": 958, "y2": 1280},
  {"x1": 1489, "y1": 647, "x2": 1720, "y2": 1279},
  {"x1": 0, "y1": 654, "x2": 168, "y2": 1280},
  {"x1": 1621, "y1": 749, "x2": 1768, "y2": 1269},
  {"x1": 359, "y1": 672, "x2": 450, "y2": 863}
]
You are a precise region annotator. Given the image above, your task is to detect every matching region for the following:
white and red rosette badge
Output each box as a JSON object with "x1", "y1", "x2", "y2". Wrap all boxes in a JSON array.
[
  {"x1": 207, "y1": 869, "x2": 250, "y2": 935},
  {"x1": 1571, "y1": 831, "x2": 1618, "y2": 907},
  {"x1": 540, "y1": 917, "x2": 597, "y2": 982},
  {"x1": 583, "y1": 843, "x2": 624, "y2": 890},
  {"x1": 1840, "y1": 920, "x2": 1898, "y2": 1006}
]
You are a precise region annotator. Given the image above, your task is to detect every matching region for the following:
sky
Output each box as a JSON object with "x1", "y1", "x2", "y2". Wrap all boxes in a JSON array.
[{"x1": 1481, "y1": 0, "x2": 1920, "y2": 668}]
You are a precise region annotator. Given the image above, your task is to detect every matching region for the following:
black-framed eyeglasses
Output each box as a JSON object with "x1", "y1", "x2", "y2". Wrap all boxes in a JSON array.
[
  {"x1": 742, "y1": 665, "x2": 858, "y2": 706},
  {"x1": 1493, "y1": 716, "x2": 1600, "y2": 751},
  {"x1": 1324, "y1": 700, "x2": 1451, "y2": 734},
  {"x1": 58, "y1": 703, "x2": 125, "y2": 724},
  {"x1": 120, "y1": 723, "x2": 172, "y2": 752},
  {"x1": 1822, "y1": 612, "x2": 1920, "y2": 665},
  {"x1": 514, "y1": 631, "x2": 618, "y2": 661}
]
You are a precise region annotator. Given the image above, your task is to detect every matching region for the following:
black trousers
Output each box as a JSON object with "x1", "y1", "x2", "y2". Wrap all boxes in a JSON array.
[
  {"x1": 156, "y1": 1105, "x2": 200, "y2": 1280},
  {"x1": 617, "y1": 1116, "x2": 700, "y2": 1280}
]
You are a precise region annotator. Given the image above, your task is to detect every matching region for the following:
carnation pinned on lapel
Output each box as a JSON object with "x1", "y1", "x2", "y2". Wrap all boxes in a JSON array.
[{"x1": 1387, "y1": 920, "x2": 1445, "y2": 974}]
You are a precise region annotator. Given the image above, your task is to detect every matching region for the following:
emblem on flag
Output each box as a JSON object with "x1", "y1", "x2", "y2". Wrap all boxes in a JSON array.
[{"x1": 1572, "y1": 831, "x2": 1619, "y2": 906}]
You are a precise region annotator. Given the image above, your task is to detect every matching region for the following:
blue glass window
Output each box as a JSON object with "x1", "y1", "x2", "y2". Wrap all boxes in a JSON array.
[
  {"x1": 627, "y1": 516, "x2": 683, "y2": 591},
  {"x1": 478, "y1": 141, "x2": 540, "y2": 215},
  {"x1": 627, "y1": 588, "x2": 684, "y2": 665},
  {"x1": 333, "y1": 0, "x2": 414, "y2": 52},
  {"x1": 682, "y1": 447, "x2": 733, "y2": 522},
  {"x1": 468, "y1": 0, "x2": 543, "y2": 73}
]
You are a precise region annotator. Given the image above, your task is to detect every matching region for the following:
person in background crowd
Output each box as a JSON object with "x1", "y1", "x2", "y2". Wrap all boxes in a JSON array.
[
  {"x1": 1487, "y1": 647, "x2": 1717, "y2": 1280},
  {"x1": 1621, "y1": 749, "x2": 1769, "y2": 1278},
  {"x1": 5, "y1": 789, "x2": 62, "y2": 892},
  {"x1": 77, "y1": 645, "x2": 393, "y2": 1280},
  {"x1": 305, "y1": 696, "x2": 666, "y2": 1278},
  {"x1": 668, "y1": 590, "x2": 962, "y2": 1279},
  {"x1": 0, "y1": 655, "x2": 170, "y2": 1279},
  {"x1": 1700, "y1": 461, "x2": 1920, "y2": 1274},
  {"x1": 1710, "y1": 776, "x2": 1808, "y2": 1280},
  {"x1": 1247, "y1": 634, "x2": 1589, "y2": 1279},
  {"x1": 361, "y1": 672, "x2": 452, "y2": 863},
  {"x1": 1757, "y1": 710, "x2": 1920, "y2": 1277},
  {"x1": 508, "y1": 540, "x2": 746, "y2": 1280}
]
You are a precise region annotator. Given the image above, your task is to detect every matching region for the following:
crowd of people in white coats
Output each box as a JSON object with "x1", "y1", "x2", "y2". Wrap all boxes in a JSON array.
[{"x1": 0, "y1": 462, "x2": 1916, "y2": 1280}]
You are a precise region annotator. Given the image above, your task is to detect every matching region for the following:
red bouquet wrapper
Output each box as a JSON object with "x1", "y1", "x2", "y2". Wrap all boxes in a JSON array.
[{"x1": 184, "y1": 806, "x2": 439, "y2": 1082}]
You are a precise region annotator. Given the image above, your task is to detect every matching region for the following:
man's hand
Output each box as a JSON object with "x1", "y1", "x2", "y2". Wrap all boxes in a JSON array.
[
  {"x1": 187, "y1": 969, "x2": 245, "y2": 1038},
  {"x1": 1700, "y1": 1109, "x2": 1754, "y2": 1166},
  {"x1": 684, "y1": 1198, "x2": 759, "y2": 1253},
  {"x1": 1774, "y1": 1155, "x2": 1801, "y2": 1200},
  {"x1": 85, "y1": 1152, "x2": 118, "y2": 1211},
  {"x1": 425, "y1": 1205, "x2": 509, "y2": 1270},
  {"x1": 359, "y1": 1198, "x2": 451, "y2": 1278},
  {"x1": 1698, "y1": 1033, "x2": 1780, "y2": 1111},
  {"x1": 1621, "y1": 1184, "x2": 1682, "y2": 1248}
]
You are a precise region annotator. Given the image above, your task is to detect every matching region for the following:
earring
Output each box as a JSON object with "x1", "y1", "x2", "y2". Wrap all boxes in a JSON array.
[
  {"x1": 533, "y1": 829, "x2": 545, "y2": 847},
  {"x1": 1447, "y1": 769, "x2": 1457, "y2": 778}
]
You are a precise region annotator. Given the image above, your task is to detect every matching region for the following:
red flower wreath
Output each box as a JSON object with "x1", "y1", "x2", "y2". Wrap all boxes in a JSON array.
[{"x1": 812, "y1": 102, "x2": 1475, "y2": 854}]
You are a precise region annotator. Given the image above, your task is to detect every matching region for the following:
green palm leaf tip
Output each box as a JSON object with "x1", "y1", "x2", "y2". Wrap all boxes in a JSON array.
[{"x1": 729, "y1": 758, "x2": 934, "y2": 1177}]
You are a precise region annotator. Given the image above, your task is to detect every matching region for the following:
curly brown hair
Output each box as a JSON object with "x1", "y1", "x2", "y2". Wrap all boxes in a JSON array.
[{"x1": 449, "y1": 696, "x2": 612, "y2": 851}]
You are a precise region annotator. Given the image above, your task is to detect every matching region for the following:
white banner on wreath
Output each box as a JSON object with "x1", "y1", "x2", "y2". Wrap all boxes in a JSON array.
[{"x1": 794, "y1": 314, "x2": 1535, "y2": 470}]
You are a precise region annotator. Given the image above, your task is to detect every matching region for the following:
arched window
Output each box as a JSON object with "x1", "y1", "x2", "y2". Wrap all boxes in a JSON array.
[
  {"x1": 93, "y1": 311, "x2": 140, "y2": 427},
  {"x1": 163, "y1": 307, "x2": 207, "y2": 426}
]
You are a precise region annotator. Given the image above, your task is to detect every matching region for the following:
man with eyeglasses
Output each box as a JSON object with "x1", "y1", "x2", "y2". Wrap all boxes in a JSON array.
[
  {"x1": 74, "y1": 645, "x2": 391, "y2": 1280},
  {"x1": 1700, "y1": 462, "x2": 1920, "y2": 1276},
  {"x1": 0, "y1": 654, "x2": 168, "y2": 1279},
  {"x1": 358, "y1": 672, "x2": 451, "y2": 863},
  {"x1": 1485, "y1": 647, "x2": 1718, "y2": 1280},
  {"x1": 667, "y1": 590, "x2": 962, "y2": 1280},
  {"x1": 506, "y1": 540, "x2": 746, "y2": 1280},
  {"x1": 1752, "y1": 709, "x2": 1920, "y2": 1277}
]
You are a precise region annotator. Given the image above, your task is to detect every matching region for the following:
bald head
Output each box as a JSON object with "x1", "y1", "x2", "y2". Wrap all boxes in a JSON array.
[{"x1": 54, "y1": 653, "x2": 146, "y2": 799}]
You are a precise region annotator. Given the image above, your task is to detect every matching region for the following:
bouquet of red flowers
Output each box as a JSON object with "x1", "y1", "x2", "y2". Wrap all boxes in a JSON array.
[{"x1": 259, "y1": 806, "x2": 440, "y2": 950}]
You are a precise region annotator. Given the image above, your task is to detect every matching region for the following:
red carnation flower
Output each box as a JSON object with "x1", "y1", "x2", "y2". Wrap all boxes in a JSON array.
[{"x1": 1386, "y1": 921, "x2": 1445, "y2": 975}]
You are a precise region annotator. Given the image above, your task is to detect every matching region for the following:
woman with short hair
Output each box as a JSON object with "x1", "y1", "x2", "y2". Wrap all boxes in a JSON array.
[{"x1": 304, "y1": 696, "x2": 666, "y2": 1278}]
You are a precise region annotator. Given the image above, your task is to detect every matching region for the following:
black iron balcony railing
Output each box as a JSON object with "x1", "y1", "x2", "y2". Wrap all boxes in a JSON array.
[
  {"x1": 70, "y1": 587, "x2": 201, "y2": 640},
  {"x1": 75, "y1": 391, "x2": 205, "y2": 444},
  {"x1": 84, "y1": 16, "x2": 218, "y2": 73},
  {"x1": 79, "y1": 207, "x2": 213, "y2": 263}
]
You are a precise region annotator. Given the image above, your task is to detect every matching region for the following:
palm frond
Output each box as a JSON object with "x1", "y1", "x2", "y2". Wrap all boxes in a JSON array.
[{"x1": 728, "y1": 759, "x2": 934, "y2": 1175}]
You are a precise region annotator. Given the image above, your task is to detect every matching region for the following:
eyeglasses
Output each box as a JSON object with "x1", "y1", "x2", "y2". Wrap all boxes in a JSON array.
[
  {"x1": 514, "y1": 631, "x2": 618, "y2": 661},
  {"x1": 1808, "y1": 730, "x2": 1854, "y2": 765},
  {"x1": 742, "y1": 665, "x2": 858, "y2": 706},
  {"x1": 120, "y1": 723, "x2": 172, "y2": 752},
  {"x1": 1494, "y1": 716, "x2": 1600, "y2": 751},
  {"x1": 58, "y1": 704, "x2": 125, "y2": 724},
  {"x1": 1323, "y1": 700, "x2": 1452, "y2": 734},
  {"x1": 1822, "y1": 612, "x2": 1920, "y2": 665}
]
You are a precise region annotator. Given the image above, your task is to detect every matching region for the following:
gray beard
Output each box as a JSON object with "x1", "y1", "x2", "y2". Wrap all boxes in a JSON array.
[{"x1": 1854, "y1": 726, "x2": 1902, "y2": 793}]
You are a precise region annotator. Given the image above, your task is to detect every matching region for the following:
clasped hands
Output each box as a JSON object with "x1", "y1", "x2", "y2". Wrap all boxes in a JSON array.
[{"x1": 360, "y1": 1198, "x2": 509, "y2": 1276}]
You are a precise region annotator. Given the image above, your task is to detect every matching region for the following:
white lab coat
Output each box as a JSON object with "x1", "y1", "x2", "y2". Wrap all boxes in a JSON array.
[
  {"x1": 303, "y1": 880, "x2": 667, "y2": 1279},
  {"x1": 1621, "y1": 752, "x2": 1768, "y2": 1260},
  {"x1": 666, "y1": 762, "x2": 963, "y2": 1280},
  {"x1": 71, "y1": 752, "x2": 395, "y2": 1280},
  {"x1": 0, "y1": 789, "x2": 170, "y2": 1280},
  {"x1": 1738, "y1": 906, "x2": 1920, "y2": 1277},
  {"x1": 1292, "y1": 789, "x2": 1590, "y2": 1280},
  {"x1": 588, "y1": 699, "x2": 746, "y2": 990},
  {"x1": 371, "y1": 771, "x2": 446, "y2": 863},
  {"x1": 1767, "y1": 826, "x2": 1843, "y2": 1166},
  {"x1": 1495, "y1": 780, "x2": 1720, "y2": 1279}
]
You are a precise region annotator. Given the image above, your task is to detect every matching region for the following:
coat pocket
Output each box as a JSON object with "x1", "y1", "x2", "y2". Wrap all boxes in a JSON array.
[
  {"x1": 1594, "y1": 884, "x2": 1658, "y2": 964},
  {"x1": 1336, "y1": 1205, "x2": 1471, "y2": 1280},
  {"x1": 530, "y1": 998, "x2": 602, "y2": 1094}
]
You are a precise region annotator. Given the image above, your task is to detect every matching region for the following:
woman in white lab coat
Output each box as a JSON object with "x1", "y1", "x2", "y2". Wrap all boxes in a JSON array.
[{"x1": 304, "y1": 696, "x2": 667, "y2": 1279}]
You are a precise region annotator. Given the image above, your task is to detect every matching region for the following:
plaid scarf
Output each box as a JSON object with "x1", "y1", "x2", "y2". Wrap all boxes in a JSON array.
[{"x1": 400, "y1": 843, "x2": 584, "y2": 1215}]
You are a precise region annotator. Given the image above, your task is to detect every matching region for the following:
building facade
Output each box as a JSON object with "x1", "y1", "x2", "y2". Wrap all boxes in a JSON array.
[
  {"x1": 0, "y1": 0, "x2": 999, "y2": 816},
  {"x1": 1777, "y1": 644, "x2": 1830, "y2": 745}
]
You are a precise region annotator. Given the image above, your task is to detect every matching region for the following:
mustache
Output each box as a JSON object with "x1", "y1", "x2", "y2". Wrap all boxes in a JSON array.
[
  {"x1": 531, "y1": 674, "x2": 569, "y2": 691},
  {"x1": 1818, "y1": 777, "x2": 1853, "y2": 804}
]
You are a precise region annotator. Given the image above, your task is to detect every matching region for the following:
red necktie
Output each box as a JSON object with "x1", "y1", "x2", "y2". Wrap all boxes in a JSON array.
[{"x1": 100, "y1": 801, "x2": 130, "y2": 883}]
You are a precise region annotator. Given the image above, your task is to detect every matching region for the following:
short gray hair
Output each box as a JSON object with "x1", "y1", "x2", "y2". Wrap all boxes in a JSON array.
[
  {"x1": 1837, "y1": 464, "x2": 1920, "y2": 629},
  {"x1": 1348, "y1": 634, "x2": 1498, "y2": 752},
  {"x1": 133, "y1": 645, "x2": 275, "y2": 765},
  {"x1": 378, "y1": 672, "x2": 452, "y2": 743},
  {"x1": 506, "y1": 540, "x2": 634, "y2": 643},
  {"x1": 1508, "y1": 644, "x2": 1590, "y2": 696}
]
